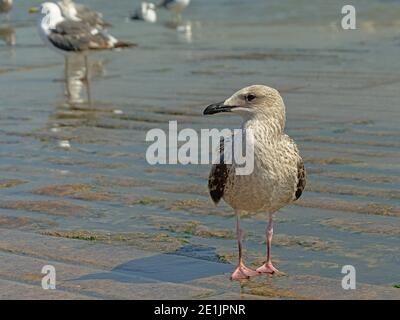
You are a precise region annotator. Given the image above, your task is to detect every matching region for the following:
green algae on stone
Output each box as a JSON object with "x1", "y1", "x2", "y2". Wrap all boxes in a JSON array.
[
  {"x1": 162, "y1": 199, "x2": 233, "y2": 217},
  {"x1": 312, "y1": 171, "x2": 400, "y2": 184},
  {"x1": 159, "y1": 220, "x2": 235, "y2": 240},
  {"x1": 126, "y1": 197, "x2": 166, "y2": 206},
  {"x1": 146, "y1": 215, "x2": 236, "y2": 240},
  {"x1": 304, "y1": 157, "x2": 363, "y2": 165},
  {"x1": 32, "y1": 184, "x2": 117, "y2": 202},
  {"x1": 0, "y1": 179, "x2": 28, "y2": 189},
  {"x1": 95, "y1": 176, "x2": 154, "y2": 188},
  {"x1": 320, "y1": 218, "x2": 400, "y2": 237},
  {"x1": 307, "y1": 183, "x2": 400, "y2": 200},
  {"x1": 0, "y1": 216, "x2": 57, "y2": 229},
  {"x1": 241, "y1": 279, "x2": 306, "y2": 299},
  {"x1": 0, "y1": 200, "x2": 90, "y2": 216},
  {"x1": 157, "y1": 184, "x2": 207, "y2": 196},
  {"x1": 299, "y1": 136, "x2": 400, "y2": 149},
  {"x1": 271, "y1": 234, "x2": 342, "y2": 252},
  {"x1": 46, "y1": 158, "x2": 128, "y2": 169},
  {"x1": 41, "y1": 230, "x2": 188, "y2": 253},
  {"x1": 33, "y1": 184, "x2": 92, "y2": 196},
  {"x1": 295, "y1": 197, "x2": 400, "y2": 217}
]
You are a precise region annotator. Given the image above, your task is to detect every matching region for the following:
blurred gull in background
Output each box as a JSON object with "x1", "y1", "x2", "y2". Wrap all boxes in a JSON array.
[
  {"x1": 0, "y1": 0, "x2": 12, "y2": 19},
  {"x1": 157, "y1": 0, "x2": 190, "y2": 14},
  {"x1": 157, "y1": 0, "x2": 190, "y2": 22},
  {"x1": 131, "y1": 2, "x2": 157, "y2": 23},
  {"x1": 34, "y1": 2, "x2": 135, "y2": 104}
]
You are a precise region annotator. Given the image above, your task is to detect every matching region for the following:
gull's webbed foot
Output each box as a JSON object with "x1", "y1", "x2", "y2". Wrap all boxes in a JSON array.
[
  {"x1": 256, "y1": 261, "x2": 281, "y2": 275},
  {"x1": 230, "y1": 263, "x2": 259, "y2": 281}
]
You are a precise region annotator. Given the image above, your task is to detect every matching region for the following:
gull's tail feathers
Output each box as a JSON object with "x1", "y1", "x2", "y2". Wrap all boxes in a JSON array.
[{"x1": 113, "y1": 41, "x2": 137, "y2": 49}]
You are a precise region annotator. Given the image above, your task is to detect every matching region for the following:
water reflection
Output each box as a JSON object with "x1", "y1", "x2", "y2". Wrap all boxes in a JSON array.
[
  {"x1": 0, "y1": 24, "x2": 15, "y2": 46},
  {"x1": 47, "y1": 54, "x2": 115, "y2": 145},
  {"x1": 164, "y1": 20, "x2": 193, "y2": 43},
  {"x1": 63, "y1": 55, "x2": 106, "y2": 107}
]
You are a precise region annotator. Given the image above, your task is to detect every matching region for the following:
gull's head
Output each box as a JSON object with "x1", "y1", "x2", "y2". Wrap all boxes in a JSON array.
[
  {"x1": 39, "y1": 2, "x2": 62, "y2": 17},
  {"x1": 204, "y1": 85, "x2": 285, "y2": 122},
  {"x1": 143, "y1": 2, "x2": 156, "y2": 10},
  {"x1": 36, "y1": 2, "x2": 64, "y2": 30}
]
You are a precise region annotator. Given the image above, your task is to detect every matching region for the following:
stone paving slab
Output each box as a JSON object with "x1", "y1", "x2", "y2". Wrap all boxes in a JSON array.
[
  {"x1": 0, "y1": 228, "x2": 155, "y2": 269},
  {"x1": 0, "y1": 250, "x2": 217, "y2": 299},
  {"x1": 0, "y1": 228, "x2": 229, "y2": 299},
  {"x1": 1, "y1": 228, "x2": 399, "y2": 300},
  {"x1": 0, "y1": 279, "x2": 96, "y2": 300},
  {"x1": 273, "y1": 275, "x2": 400, "y2": 300},
  {"x1": 188, "y1": 274, "x2": 400, "y2": 300}
]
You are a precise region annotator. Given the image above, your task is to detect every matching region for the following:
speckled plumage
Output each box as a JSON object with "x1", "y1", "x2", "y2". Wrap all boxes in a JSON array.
[
  {"x1": 208, "y1": 85, "x2": 306, "y2": 213},
  {"x1": 205, "y1": 85, "x2": 306, "y2": 279}
]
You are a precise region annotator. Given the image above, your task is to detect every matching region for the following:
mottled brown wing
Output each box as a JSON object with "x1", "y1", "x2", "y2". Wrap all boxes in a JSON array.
[
  {"x1": 295, "y1": 159, "x2": 306, "y2": 200},
  {"x1": 208, "y1": 138, "x2": 230, "y2": 204}
]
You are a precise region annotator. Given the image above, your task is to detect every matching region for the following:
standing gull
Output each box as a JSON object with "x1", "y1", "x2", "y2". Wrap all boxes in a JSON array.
[
  {"x1": 35, "y1": 2, "x2": 134, "y2": 81},
  {"x1": 204, "y1": 85, "x2": 306, "y2": 280},
  {"x1": 131, "y1": 2, "x2": 157, "y2": 23}
]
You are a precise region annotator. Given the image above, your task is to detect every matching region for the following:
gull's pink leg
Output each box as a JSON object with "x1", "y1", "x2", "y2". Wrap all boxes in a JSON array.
[
  {"x1": 257, "y1": 213, "x2": 280, "y2": 274},
  {"x1": 231, "y1": 213, "x2": 259, "y2": 281}
]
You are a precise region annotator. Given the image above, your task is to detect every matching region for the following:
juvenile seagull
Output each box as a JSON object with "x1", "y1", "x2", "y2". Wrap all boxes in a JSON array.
[
  {"x1": 0, "y1": 0, "x2": 12, "y2": 15},
  {"x1": 57, "y1": 0, "x2": 111, "y2": 29},
  {"x1": 204, "y1": 85, "x2": 306, "y2": 280},
  {"x1": 36, "y1": 2, "x2": 134, "y2": 80}
]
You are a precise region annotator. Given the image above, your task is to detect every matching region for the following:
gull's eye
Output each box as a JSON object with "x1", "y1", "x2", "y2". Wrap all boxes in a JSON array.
[{"x1": 246, "y1": 94, "x2": 256, "y2": 102}]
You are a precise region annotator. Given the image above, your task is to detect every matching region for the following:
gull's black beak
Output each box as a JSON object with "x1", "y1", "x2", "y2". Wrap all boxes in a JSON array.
[{"x1": 203, "y1": 102, "x2": 234, "y2": 115}]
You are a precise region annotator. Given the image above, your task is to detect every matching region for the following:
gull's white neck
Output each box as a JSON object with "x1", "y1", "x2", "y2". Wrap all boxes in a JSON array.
[{"x1": 40, "y1": 11, "x2": 64, "y2": 34}]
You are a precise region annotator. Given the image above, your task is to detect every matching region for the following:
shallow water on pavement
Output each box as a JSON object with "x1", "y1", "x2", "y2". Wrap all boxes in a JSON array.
[{"x1": 0, "y1": 0, "x2": 399, "y2": 297}]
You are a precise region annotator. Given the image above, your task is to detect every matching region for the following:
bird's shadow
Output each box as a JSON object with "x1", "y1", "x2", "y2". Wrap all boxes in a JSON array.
[{"x1": 71, "y1": 246, "x2": 232, "y2": 284}]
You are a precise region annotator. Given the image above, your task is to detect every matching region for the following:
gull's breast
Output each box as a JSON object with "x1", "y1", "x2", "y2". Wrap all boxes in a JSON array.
[{"x1": 223, "y1": 137, "x2": 300, "y2": 213}]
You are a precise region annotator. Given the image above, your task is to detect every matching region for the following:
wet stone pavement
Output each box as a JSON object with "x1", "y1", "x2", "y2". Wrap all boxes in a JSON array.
[{"x1": 0, "y1": 0, "x2": 400, "y2": 299}]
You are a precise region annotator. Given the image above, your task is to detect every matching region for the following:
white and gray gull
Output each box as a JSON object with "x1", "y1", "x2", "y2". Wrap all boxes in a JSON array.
[
  {"x1": 35, "y1": 2, "x2": 135, "y2": 79},
  {"x1": 131, "y1": 2, "x2": 157, "y2": 23},
  {"x1": 203, "y1": 85, "x2": 306, "y2": 280}
]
